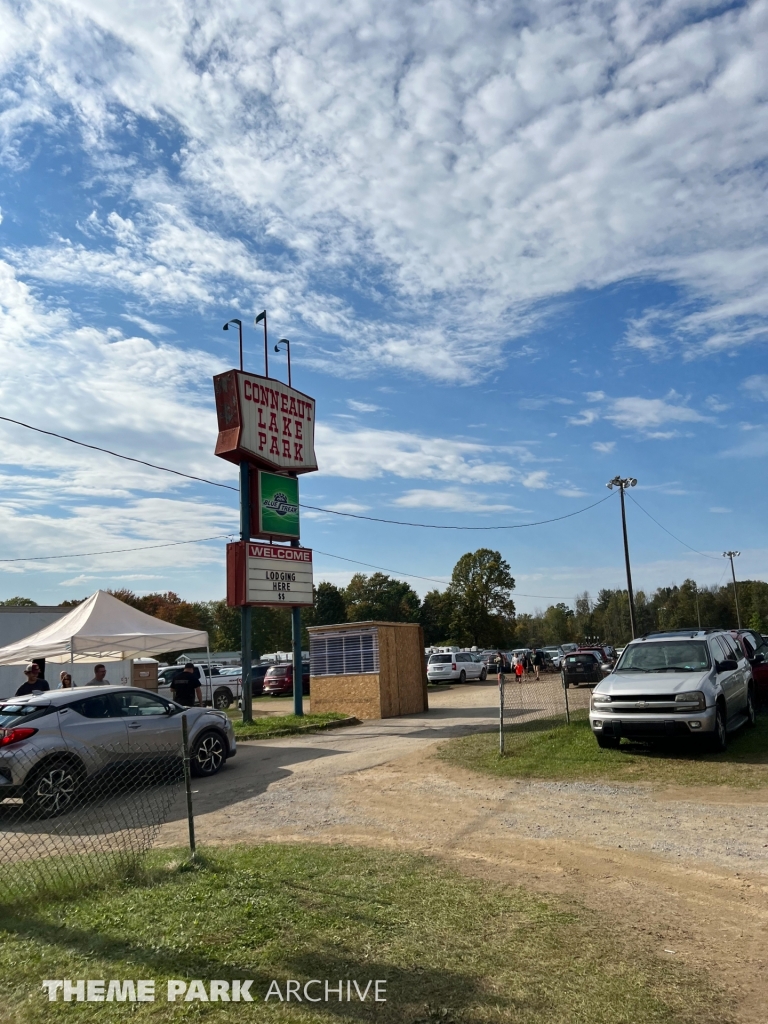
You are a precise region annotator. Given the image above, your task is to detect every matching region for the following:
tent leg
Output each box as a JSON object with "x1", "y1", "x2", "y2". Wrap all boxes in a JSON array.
[{"x1": 205, "y1": 645, "x2": 214, "y2": 707}]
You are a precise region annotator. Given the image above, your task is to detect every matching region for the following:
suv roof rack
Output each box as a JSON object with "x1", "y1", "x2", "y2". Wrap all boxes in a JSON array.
[{"x1": 637, "y1": 628, "x2": 721, "y2": 640}]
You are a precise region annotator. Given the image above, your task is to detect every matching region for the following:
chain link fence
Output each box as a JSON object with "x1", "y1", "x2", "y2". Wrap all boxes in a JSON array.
[
  {"x1": 0, "y1": 695, "x2": 204, "y2": 902},
  {"x1": 498, "y1": 670, "x2": 594, "y2": 752}
]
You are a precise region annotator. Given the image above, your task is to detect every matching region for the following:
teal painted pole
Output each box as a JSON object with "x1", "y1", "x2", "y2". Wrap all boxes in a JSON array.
[
  {"x1": 292, "y1": 605, "x2": 303, "y2": 716},
  {"x1": 240, "y1": 461, "x2": 253, "y2": 723}
]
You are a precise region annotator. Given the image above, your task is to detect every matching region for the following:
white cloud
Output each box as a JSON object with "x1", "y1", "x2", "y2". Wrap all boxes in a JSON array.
[
  {"x1": 704, "y1": 395, "x2": 731, "y2": 413},
  {"x1": 0, "y1": 0, "x2": 767, "y2": 371},
  {"x1": 393, "y1": 489, "x2": 523, "y2": 512},
  {"x1": 742, "y1": 375, "x2": 768, "y2": 401},
  {"x1": 592, "y1": 441, "x2": 615, "y2": 454},
  {"x1": 346, "y1": 400, "x2": 381, "y2": 413},
  {"x1": 570, "y1": 390, "x2": 708, "y2": 435},
  {"x1": 521, "y1": 470, "x2": 549, "y2": 490},
  {"x1": 709, "y1": 507, "x2": 732, "y2": 514}
]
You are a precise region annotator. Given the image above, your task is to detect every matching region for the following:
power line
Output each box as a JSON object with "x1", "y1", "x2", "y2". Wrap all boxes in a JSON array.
[
  {"x1": 0, "y1": 415, "x2": 239, "y2": 492},
  {"x1": 625, "y1": 491, "x2": 721, "y2": 561},
  {"x1": 0, "y1": 534, "x2": 234, "y2": 563},
  {"x1": 0, "y1": 413, "x2": 616, "y2": 530}
]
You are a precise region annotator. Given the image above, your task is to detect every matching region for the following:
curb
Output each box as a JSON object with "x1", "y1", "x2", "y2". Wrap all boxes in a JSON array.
[{"x1": 235, "y1": 716, "x2": 360, "y2": 742}]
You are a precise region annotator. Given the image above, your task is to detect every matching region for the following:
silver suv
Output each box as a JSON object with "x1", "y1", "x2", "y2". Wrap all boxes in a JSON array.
[
  {"x1": 0, "y1": 686, "x2": 236, "y2": 817},
  {"x1": 589, "y1": 630, "x2": 755, "y2": 751}
]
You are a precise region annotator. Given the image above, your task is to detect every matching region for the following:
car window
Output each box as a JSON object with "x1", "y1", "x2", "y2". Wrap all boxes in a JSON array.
[
  {"x1": 429, "y1": 655, "x2": 452, "y2": 664},
  {"x1": 719, "y1": 635, "x2": 742, "y2": 661},
  {"x1": 71, "y1": 694, "x2": 116, "y2": 719},
  {"x1": 565, "y1": 654, "x2": 597, "y2": 665},
  {"x1": 0, "y1": 703, "x2": 54, "y2": 727},
  {"x1": 616, "y1": 641, "x2": 710, "y2": 673},
  {"x1": 113, "y1": 692, "x2": 170, "y2": 717}
]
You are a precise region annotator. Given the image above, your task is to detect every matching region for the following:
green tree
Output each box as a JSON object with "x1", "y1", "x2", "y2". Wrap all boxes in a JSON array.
[
  {"x1": 315, "y1": 582, "x2": 347, "y2": 626},
  {"x1": 419, "y1": 588, "x2": 457, "y2": 646},
  {"x1": 448, "y1": 549, "x2": 516, "y2": 647},
  {"x1": 0, "y1": 596, "x2": 37, "y2": 606},
  {"x1": 344, "y1": 573, "x2": 420, "y2": 623}
]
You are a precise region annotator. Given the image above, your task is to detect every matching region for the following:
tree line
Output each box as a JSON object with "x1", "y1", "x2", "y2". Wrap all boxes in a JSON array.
[{"x1": 3, "y1": 548, "x2": 765, "y2": 656}]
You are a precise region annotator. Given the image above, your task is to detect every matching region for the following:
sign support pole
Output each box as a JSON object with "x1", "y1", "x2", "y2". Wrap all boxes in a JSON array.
[
  {"x1": 291, "y1": 605, "x2": 303, "y2": 716},
  {"x1": 240, "y1": 461, "x2": 253, "y2": 723}
]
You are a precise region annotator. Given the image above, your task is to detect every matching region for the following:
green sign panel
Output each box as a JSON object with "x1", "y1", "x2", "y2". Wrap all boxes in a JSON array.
[{"x1": 258, "y1": 471, "x2": 300, "y2": 539}]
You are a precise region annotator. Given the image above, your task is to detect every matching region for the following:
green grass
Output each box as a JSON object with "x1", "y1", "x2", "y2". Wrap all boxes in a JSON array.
[
  {"x1": 439, "y1": 714, "x2": 768, "y2": 788},
  {"x1": 232, "y1": 712, "x2": 349, "y2": 740},
  {"x1": 0, "y1": 844, "x2": 732, "y2": 1024}
]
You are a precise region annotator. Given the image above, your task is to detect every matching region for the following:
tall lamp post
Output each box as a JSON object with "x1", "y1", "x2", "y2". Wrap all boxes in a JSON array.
[
  {"x1": 254, "y1": 310, "x2": 269, "y2": 377},
  {"x1": 606, "y1": 476, "x2": 638, "y2": 639},
  {"x1": 222, "y1": 319, "x2": 243, "y2": 370},
  {"x1": 723, "y1": 551, "x2": 741, "y2": 628},
  {"x1": 274, "y1": 339, "x2": 292, "y2": 388}
]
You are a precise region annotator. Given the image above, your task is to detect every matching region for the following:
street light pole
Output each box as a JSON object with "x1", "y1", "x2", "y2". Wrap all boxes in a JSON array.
[
  {"x1": 222, "y1": 319, "x2": 243, "y2": 371},
  {"x1": 606, "y1": 476, "x2": 638, "y2": 639},
  {"x1": 723, "y1": 551, "x2": 741, "y2": 628},
  {"x1": 254, "y1": 310, "x2": 269, "y2": 378},
  {"x1": 274, "y1": 339, "x2": 292, "y2": 388}
]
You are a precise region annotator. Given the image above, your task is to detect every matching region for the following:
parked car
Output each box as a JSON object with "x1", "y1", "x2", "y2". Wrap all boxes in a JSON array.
[
  {"x1": 579, "y1": 644, "x2": 616, "y2": 669},
  {"x1": 731, "y1": 630, "x2": 768, "y2": 704},
  {"x1": 263, "y1": 662, "x2": 310, "y2": 697},
  {"x1": 0, "y1": 686, "x2": 236, "y2": 818},
  {"x1": 542, "y1": 646, "x2": 565, "y2": 669},
  {"x1": 589, "y1": 629, "x2": 755, "y2": 751},
  {"x1": 427, "y1": 651, "x2": 486, "y2": 684},
  {"x1": 561, "y1": 651, "x2": 604, "y2": 687}
]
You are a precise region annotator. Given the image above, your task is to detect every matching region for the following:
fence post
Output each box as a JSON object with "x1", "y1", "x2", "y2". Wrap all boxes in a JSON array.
[
  {"x1": 562, "y1": 675, "x2": 570, "y2": 725},
  {"x1": 181, "y1": 715, "x2": 196, "y2": 860},
  {"x1": 499, "y1": 672, "x2": 505, "y2": 754}
]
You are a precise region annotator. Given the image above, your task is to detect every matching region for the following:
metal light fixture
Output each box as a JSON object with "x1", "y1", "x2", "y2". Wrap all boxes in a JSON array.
[
  {"x1": 274, "y1": 339, "x2": 291, "y2": 388},
  {"x1": 254, "y1": 310, "x2": 268, "y2": 378},
  {"x1": 222, "y1": 318, "x2": 243, "y2": 371},
  {"x1": 606, "y1": 476, "x2": 638, "y2": 638}
]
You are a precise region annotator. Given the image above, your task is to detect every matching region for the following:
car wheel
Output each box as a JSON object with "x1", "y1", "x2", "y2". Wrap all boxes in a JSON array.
[
  {"x1": 23, "y1": 758, "x2": 84, "y2": 818},
  {"x1": 459, "y1": 670, "x2": 466, "y2": 684},
  {"x1": 746, "y1": 685, "x2": 756, "y2": 728},
  {"x1": 596, "y1": 733, "x2": 620, "y2": 749},
  {"x1": 480, "y1": 668, "x2": 487, "y2": 681},
  {"x1": 709, "y1": 703, "x2": 727, "y2": 753},
  {"x1": 212, "y1": 686, "x2": 233, "y2": 710},
  {"x1": 191, "y1": 730, "x2": 227, "y2": 777}
]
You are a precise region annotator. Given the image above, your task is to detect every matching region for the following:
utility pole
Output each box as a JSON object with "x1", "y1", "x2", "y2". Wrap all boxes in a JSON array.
[
  {"x1": 723, "y1": 551, "x2": 741, "y2": 629},
  {"x1": 693, "y1": 583, "x2": 701, "y2": 629},
  {"x1": 606, "y1": 476, "x2": 638, "y2": 639}
]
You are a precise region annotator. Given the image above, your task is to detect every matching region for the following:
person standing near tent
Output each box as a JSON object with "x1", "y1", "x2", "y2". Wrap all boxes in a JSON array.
[
  {"x1": 16, "y1": 662, "x2": 49, "y2": 696},
  {"x1": 84, "y1": 664, "x2": 111, "y2": 686},
  {"x1": 171, "y1": 662, "x2": 202, "y2": 707}
]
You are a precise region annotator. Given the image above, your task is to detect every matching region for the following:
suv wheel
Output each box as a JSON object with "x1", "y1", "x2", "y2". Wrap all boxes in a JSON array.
[
  {"x1": 23, "y1": 758, "x2": 84, "y2": 818},
  {"x1": 459, "y1": 670, "x2": 466, "y2": 684},
  {"x1": 746, "y1": 685, "x2": 756, "y2": 728},
  {"x1": 191, "y1": 731, "x2": 227, "y2": 777},
  {"x1": 709, "y1": 703, "x2": 727, "y2": 753},
  {"x1": 480, "y1": 667, "x2": 487, "y2": 681},
  {"x1": 212, "y1": 686, "x2": 233, "y2": 710}
]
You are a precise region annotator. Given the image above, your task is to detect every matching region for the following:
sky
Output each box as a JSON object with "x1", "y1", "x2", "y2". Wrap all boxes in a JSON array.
[{"x1": 0, "y1": 0, "x2": 766, "y2": 613}]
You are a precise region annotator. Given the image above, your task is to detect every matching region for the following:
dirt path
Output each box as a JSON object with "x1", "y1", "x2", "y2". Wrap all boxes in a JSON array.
[{"x1": 158, "y1": 681, "x2": 768, "y2": 1022}]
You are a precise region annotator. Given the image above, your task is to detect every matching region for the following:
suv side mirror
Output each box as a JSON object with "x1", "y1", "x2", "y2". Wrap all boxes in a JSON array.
[
  {"x1": 754, "y1": 653, "x2": 765, "y2": 664},
  {"x1": 716, "y1": 659, "x2": 737, "y2": 673}
]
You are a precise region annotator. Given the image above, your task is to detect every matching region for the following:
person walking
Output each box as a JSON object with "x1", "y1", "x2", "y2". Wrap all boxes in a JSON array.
[
  {"x1": 531, "y1": 648, "x2": 542, "y2": 681},
  {"x1": 58, "y1": 671, "x2": 73, "y2": 689},
  {"x1": 495, "y1": 651, "x2": 505, "y2": 684},
  {"x1": 170, "y1": 662, "x2": 203, "y2": 707},
  {"x1": 15, "y1": 662, "x2": 50, "y2": 696},
  {"x1": 514, "y1": 658, "x2": 524, "y2": 684}
]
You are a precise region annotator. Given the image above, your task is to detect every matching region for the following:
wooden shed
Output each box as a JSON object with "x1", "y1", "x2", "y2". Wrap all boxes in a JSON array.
[{"x1": 307, "y1": 621, "x2": 429, "y2": 720}]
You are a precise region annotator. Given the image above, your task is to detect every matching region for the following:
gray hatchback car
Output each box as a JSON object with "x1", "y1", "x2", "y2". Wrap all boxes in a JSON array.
[{"x1": 0, "y1": 686, "x2": 236, "y2": 817}]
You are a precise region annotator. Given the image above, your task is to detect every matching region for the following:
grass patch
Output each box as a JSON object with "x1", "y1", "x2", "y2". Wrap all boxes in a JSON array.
[
  {"x1": 233, "y1": 712, "x2": 349, "y2": 740},
  {"x1": 0, "y1": 843, "x2": 732, "y2": 1023},
  {"x1": 440, "y1": 714, "x2": 768, "y2": 788}
]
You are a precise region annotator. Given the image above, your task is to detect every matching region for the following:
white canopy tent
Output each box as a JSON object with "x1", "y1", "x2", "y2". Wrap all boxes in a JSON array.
[{"x1": 0, "y1": 590, "x2": 210, "y2": 665}]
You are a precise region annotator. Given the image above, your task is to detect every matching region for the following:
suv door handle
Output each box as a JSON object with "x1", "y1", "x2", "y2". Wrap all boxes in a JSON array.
[{"x1": 128, "y1": 723, "x2": 142, "y2": 729}]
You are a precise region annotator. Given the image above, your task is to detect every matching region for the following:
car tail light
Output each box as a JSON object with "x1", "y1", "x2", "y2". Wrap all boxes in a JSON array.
[
  {"x1": 0, "y1": 727, "x2": 38, "y2": 747},
  {"x1": 452, "y1": 663, "x2": 457, "y2": 671}
]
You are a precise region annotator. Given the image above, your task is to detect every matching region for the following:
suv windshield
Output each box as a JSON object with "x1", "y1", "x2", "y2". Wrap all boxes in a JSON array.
[
  {"x1": 616, "y1": 640, "x2": 710, "y2": 673},
  {"x1": 429, "y1": 655, "x2": 452, "y2": 664}
]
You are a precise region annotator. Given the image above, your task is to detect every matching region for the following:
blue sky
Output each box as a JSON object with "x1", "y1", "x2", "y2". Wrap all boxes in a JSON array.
[{"x1": 0, "y1": 0, "x2": 766, "y2": 612}]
